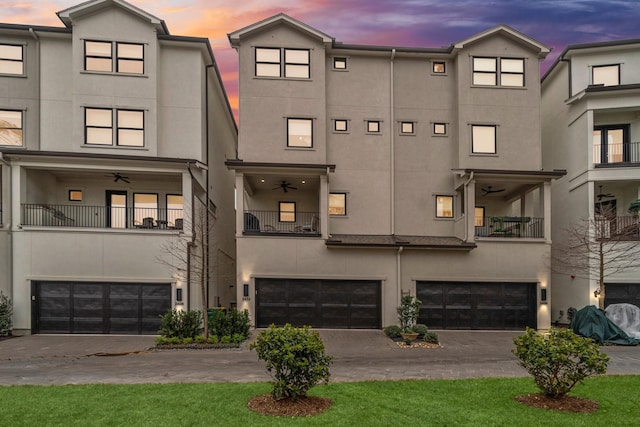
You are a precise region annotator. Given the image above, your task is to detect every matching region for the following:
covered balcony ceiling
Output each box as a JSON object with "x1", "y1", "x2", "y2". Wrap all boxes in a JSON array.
[
  {"x1": 244, "y1": 174, "x2": 320, "y2": 193},
  {"x1": 28, "y1": 168, "x2": 182, "y2": 184}
]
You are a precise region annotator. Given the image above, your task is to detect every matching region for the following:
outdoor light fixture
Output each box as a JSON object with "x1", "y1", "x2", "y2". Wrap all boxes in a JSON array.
[
  {"x1": 594, "y1": 288, "x2": 601, "y2": 298},
  {"x1": 540, "y1": 288, "x2": 547, "y2": 304},
  {"x1": 243, "y1": 284, "x2": 249, "y2": 297},
  {"x1": 176, "y1": 288, "x2": 183, "y2": 303}
]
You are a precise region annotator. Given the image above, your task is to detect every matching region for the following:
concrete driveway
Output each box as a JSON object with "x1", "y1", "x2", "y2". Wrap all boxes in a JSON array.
[{"x1": 0, "y1": 330, "x2": 638, "y2": 385}]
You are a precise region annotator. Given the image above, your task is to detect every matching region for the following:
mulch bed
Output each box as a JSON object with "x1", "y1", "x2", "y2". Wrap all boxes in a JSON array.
[
  {"x1": 153, "y1": 343, "x2": 242, "y2": 350},
  {"x1": 247, "y1": 394, "x2": 332, "y2": 417},
  {"x1": 395, "y1": 340, "x2": 441, "y2": 349},
  {"x1": 514, "y1": 394, "x2": 599, "y2": 413}
]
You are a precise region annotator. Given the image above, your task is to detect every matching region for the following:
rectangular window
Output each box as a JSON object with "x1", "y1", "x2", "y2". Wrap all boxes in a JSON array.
[
  {"x1": 473, "y1": 57, "x2": 496, "y2": 85},
  {"x1": 0, "y1": 44, "x2": 24, "y2": 75},
  {"x1": 329, "y1": 193, "x2": 347, "y2": 216},
  {"x1": 400, "y1": 121, "x2": 415, "y2": 134},
  {"x1": 279, "y1": 201, "x2": 296, "y2": 222},
  {"x1": 472, "y1": 125, "x2": 496, "y2": 154},
  {"x1": 592, "y1": 64, "x2": 619, "y2": 86},
  {"x1": 334, "y1": 119, "x2": 348, "y2": 132},
  {"x1": 284, "y1": 49, "x2": 310, "y2": 78},
  {"x1": 86, "y1": 108, "x2": 144, "y2": 147},
  {"x1": 500, "y1": 58, "x2": 524, "y2": 87},
  {"x1": 432, "y1": 61, "x2": 445, "y2": 74},
  {"x1": 255, "y1": 47, "x2": 310, "y2": 79},
  {"x1": 117, "y1": 110, "x2": 144, "y2": 146},
  {"x1": 436, "y1": 195, "x2": 453, "y2": 218},
  {"x1": 473, "y1": 57, "x2": 524, "y2": 87},
  {"x1": 474, "y1": 206, "x2": 485, "y2": 227},
  {"x1": 166, "y1": 194, "x2": 184, "y2": 228},
  {"x1": 85, "y1": 40, "x2": 144, "y2": 74},
  {"x1": 333, "y1": 57, "x2": 347, "y2": 70},
  {"x1": 0, "y1": 110, "x2": 23, "y2": 146},
  {"x1": 134, "y1": 193, "x2": 158, "y2": 227},
  {"x1": 85, "y1": 41, "x2": 113, "y2": 72},
  {"x1": 85, "y1": 108, "x2": 113, "y2": 145},
  {"x1": 68, "y1": 190, "x2": 83, "y2": 202},
  {"x1": 287, "y1": 118, "x2": 312, "y2": 147},
  {"x1": 116, "y1": 42, "x2": 144, "y2": 74},
  {"x1": 367, "y1": 120, "x2": 381, "y2": 133},
  {"x1": 433, "y1": 123, "x2": 447, "y2": 135},
  {"x1": 255, "y1": 47, "x2": 281, "y2": 77}
]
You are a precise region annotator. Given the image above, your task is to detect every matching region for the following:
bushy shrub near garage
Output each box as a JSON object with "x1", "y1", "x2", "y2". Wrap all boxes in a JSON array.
[
  {"x1": 384, "y1": 325, "x2": 402, "y2": 338},
  {"x1": 158, "y1": 309, "x2": 202, "y2": 340},
  {"x1": 251, "y1": 324, "x2": 333, "y2": 400},
  {"x1": 0, "y1": 292, "x2": 12, "y2": 336},
  {"x1": 513, "y1": 327, "x2": 610, "y2": 397},
  {"x1": 208, "y1": 308, "x2": 251, "y2": 341}
]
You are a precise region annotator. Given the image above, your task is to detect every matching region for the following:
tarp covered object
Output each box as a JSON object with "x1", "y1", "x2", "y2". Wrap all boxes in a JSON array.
[{"x1": 570, "y1": 305, "x2": 640, "y2": 346}]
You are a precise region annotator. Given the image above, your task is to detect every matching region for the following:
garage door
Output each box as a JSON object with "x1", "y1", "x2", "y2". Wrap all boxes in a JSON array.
[
  {"x1": 605, "y1": 283, "x2": 640, "y2": 307},
  {"x1": 32, "y1": 281, "x2": 171, "y2": 334},
  {"x1": 416, "y1": 281, "x2": 537, "y2": 330},
  {"x1": 255, "y1": 278, "x2": 381, "y2": 329}
]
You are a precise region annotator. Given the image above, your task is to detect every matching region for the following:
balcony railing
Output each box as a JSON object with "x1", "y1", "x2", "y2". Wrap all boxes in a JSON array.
[
  {"x1": 596, "y1": 216, "x2": 640, "y2": 240},
  {"x1": 593, "y1": 141, "x2": 640, "y2": 165},
  {"x1": 21, "y1": 203, "x2": 183, "y2": 230},
  {"x1": 475, "y1": 216, "x2": 544, "y2": 238},
  {"x1": 244, "y1": 210, "x2": 320, "y2": 235}
]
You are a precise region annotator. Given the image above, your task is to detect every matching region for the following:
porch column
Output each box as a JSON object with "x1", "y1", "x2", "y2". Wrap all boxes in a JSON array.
[
  {"x1": 320, "y1": 174, "x2": 329, "y2": 239},
  {"x1": 543, "y1": 181, "x2": 551, "y2": 243},
  {"x1": 11, "y1": 165, "x2": 21, "y2": 230},
  {"x1": 235, "y1": 173, "x2": 245, "y2": 237},
  {"x1": 466, "y1": 179, "x2": 476, "y2": 242}
]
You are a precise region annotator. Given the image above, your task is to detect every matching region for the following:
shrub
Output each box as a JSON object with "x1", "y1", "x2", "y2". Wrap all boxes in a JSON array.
[
  {"x1": 182, "y1": 337, "x2": 193, "y2": 344},
  {"x1": 0, "y1": 292, "x2": 12, "y2": 336},
  {"x1": 250, "y1": 324, "x2": 333, "y2": 400},
  {"x1": 513, "y1": 327, "x2": 610, "y2": 398},
  {"x1": 220, "y1": 335, "x2": 231, "y2": 344},
  {"x1": 155, "y1": 336, "x2": 169, "y2": 345},
  {"x1": 384, "y1": 325, "x2": 402, "y2": 338},
  {"x1": 411, "y1": 323, "x2": 429, "y2": 336},
  {"x1": 195, "y1": 335, "x2": 206, "y2": 343},
  {"x1": 208, "y1": 308, "x2": 251, "y2": 341},
  {"x1": 158, "y1": 309, "x2": 202, "y2": 339},
  {"x1": 423, "y1": 332, "x2": 439, "y2": 344},
  {"x1": 207, "y1": 335, "x2": 219, "y2": 344},
  {"x1": 397, "y1": 295, "x2": 421, "y2": 332}
]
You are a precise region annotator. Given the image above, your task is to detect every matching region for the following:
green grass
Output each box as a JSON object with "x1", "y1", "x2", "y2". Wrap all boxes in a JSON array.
[{"x1": 1, "y1": 376, "x2": 639, "y2": 426}]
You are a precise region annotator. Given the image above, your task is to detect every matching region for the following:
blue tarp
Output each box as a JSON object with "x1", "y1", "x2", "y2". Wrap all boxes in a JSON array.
[{"x1": 570, "y1": 305, "x2": 640, "y2": 346}]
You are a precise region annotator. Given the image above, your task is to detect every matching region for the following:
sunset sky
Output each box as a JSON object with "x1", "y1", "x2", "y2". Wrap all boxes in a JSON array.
[{"x1": 3, "y1": 0, "x2": 640, "y2": 117}]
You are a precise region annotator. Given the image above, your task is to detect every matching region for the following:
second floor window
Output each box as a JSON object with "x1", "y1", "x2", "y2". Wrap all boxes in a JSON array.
[
  {"x1": 255, "y1": 47, "x2": 310, "y2": 79},
  {"x1": 0, "y1": 110, "x2": 23, "y2": 146},
  {"x1": 592, "y1": 64, "x2": 619, "y2": 86},
  {"x1": 0, "y1": 44, "x2": 24, "y2": 75},
  {"x1": 279, "y1": 202, "x2": 296, "y2": 222},
  {"x1": 85, "y1": 108, "x2": 144, "y2": 147},
  {"x1": 85, "y1": 40, "x2": 144, "y2": 74},
  {"x1": 473, "y1": 57, "x2": 524, "y2": 87},
  {"x1": 436, "y1": 195, "x2": 454, "y2": 218},
  {"x1": 329, "y1": 193, "x2": 347, "y2": 216},
  {"x1": 287, "y1": 118, "x2": 312, "y2": 148}
]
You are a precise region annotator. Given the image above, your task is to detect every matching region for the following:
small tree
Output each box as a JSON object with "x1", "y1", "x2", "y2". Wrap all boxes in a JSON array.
[
  {"x1": 250, "y1": 324, "x2": 333, "y2": 401},
  {"x1": 0, "y1": 292, "x2": 12, "y2": 336},
  {"x1": 513, "y1": 328, "x2": 609, "y2": 398},
  {"x1": 397, "y1": 295, "x2": 421, "y2": 332}
]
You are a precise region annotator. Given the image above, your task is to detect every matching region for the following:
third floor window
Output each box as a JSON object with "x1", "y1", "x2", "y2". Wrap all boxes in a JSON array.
[
  {"x1": 0, "y1": 44, "x2": 23, "y2": 75},
  {"x1": 85, "y1": 40, "x2": 144, "y2": 74},
  {"x1": 592, "y1": 64, "x2": 620, "y2": 87},
  {"x1": 255, "y1": 47, "x2": 310, "y2": 79},
  {"x1": 473, "y1": 57, "x2": 524, "y2": 87}
]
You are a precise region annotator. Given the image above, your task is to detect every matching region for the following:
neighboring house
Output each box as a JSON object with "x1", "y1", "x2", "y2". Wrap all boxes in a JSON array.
[
  {"x1": 0, "y1": 0, "x2": 237, "y2": 335},
  {"x1": 542, "y1": 39, "x2": 640, "y2": 320},
  {"x1": 228, "y1": 15, "x2": 564, "y2": 330}
]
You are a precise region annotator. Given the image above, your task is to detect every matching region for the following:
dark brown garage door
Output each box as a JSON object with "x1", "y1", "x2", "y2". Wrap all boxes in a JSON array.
[
  {"x1": 605, "y1": 283, "x2": 640, "y2": 307},
  {"x1": 416, "y1": 281, "x2": 537, "y2": 330},
  {"x1": 32, "y1": 281, "x2": 171, "y2": 334},
  {"x1": 255, "y1": 278, "x2": 381, "y2": 329}
]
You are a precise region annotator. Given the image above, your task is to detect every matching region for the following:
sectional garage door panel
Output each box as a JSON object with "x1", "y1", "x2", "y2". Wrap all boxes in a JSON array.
[
  {"x1": 32, "y1": 281, "x2": 171, "y2": 335},
  {"x1": 605, "y1": 283, "x2": 640, "y2": 308},
  {"x1": 416, "y1": 281, "x2": 536, "y2": 330},
  {"x1": 256, "y1": 279, "x2": 381, "y2": 329}
]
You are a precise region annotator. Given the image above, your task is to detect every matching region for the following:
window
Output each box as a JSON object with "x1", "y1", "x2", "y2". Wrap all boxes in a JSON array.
[
  {"x1": 436, "y1": 195, "x2": 453, "y2": 218},
  {"x1": 287, "y1": 118, "x2": 312, "y2": 147},
  {"x1": 0, "y1": 44, "x2": 23, "y2": 75},
  {"x1": 255, "y1": 47, "x2": 310, "y2": 79},
  {"x1": 333, "y1": 57, "x2": 347, "y2": 70},
  {"x1": 85, "y1": 40, "x2": 144, "y2": 74},
  {"x1": 400, "y1": 121, "x2": 415, "y2": 135},
  {"x1": 592, "y1": 64, "x2": 619, "y2": 86},
  {"x1": 334, "y1": 119, "x2": 348, "y2": 132},
  {"x1": 432, "y1": 61, "x2": 445, "y2": 74},
  {"x1": 594, "y1": 125, "x2": 629, "y2": 164},
  {"x1": 473, "y1": 57, "x2": 524, "y2": 87},
  {"x1": 472, "y1": 125, "x2": 496, "y2": 154},
  {"x1": 279, "y1": 202, "x2": 296, "y2": 222},
  {"x1": 329, "y1": 193, "x2": 347, "y2": 216},
  {"x1": 474, "y1": 206, "x2": 485, "y2": 226},
  {"x1": 134, "y1": 193, "x2": 158, "y2": 226},
  {"x1": 367, "y1": 120, "x2": 381, "y2": 133},
  {"x1": 68, "y1": 190, "x2": 83, "y2": 202},
  {"x1": 0, "y1": 110, "x2": 23, "y2": 146},
  {"x1": 433, "y1": 123, "x2": 447, "y2": 135},
  {"x1": 166, "y1": 194, "x2": 184, "y2": 228},
  {"x1": 85, "y1": 108, "x2": 144, "y2": 147}
]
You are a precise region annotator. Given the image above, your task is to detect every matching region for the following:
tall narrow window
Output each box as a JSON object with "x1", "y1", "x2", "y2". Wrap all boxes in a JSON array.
[
  {"x1": 0, "y1": 44, "x2": 23, "y2": 75},
  {"x1": 85, "y1": 108, "x2": 113, "y2": 145},
  {"x1": 474, "y1": 206, "x2": 485, "y2": 227},
  {"x1": 592, "y1": 64, "x2": 620, "y2": 86},
  {"x1": 329, "y1": 193, "x2": 347, "y2": 216},
  {"x1": 85, "y1": 41, "x2": 112, "y2": 72},
  {"x1": 166, "y1": 194, "x2": 184, "y2": 228},
  {"x1": 116, "y1": 42, "x2": 144, "y2": 74},
  {"x1": 134, "y1": 193, "x2": 158, "y2": 227},
  {"x1": 279, "y1": 202, "x2": 296, "y2": 222},
  {"x1": 117, "y1": 110, "x2": 144, "y2": 146},
  {"x1": 472, "y1": 125, "x2": 496, "y2": 154},
  {"x1": 287, "y1": 118, "x2": 312, "y2": 147},
  {"x1": 284, "y1": 49, "x2": 310, "y2": 78},
  {"x1": 255, "y1": 47, "x2": 280, "y2": 77},
  {"x1": 0, "y1": 110, "x2": 23, "y2": 146},
  {"x1": 436, "y1": 195, "x2": 453, "y2": 218}
]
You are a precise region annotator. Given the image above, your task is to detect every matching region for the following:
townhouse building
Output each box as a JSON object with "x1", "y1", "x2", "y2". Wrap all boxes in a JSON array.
[
  {"x1": 228, "y1": 15, "x2": 564, "y2": 330},
  {"x1": 0, "y1": 0, "x2": 237, "y2": 335},
  {"x1": 542, "y1": 39, "x2": 640, "y2": 320}
]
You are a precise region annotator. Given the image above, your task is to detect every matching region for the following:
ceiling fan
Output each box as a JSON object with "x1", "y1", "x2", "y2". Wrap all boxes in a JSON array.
[
  {"x1": 272, "y1": 180, "x2": 297, "y2": 192},
  {"x1": 481, "y1": 186, "x2": 505, "y2": 195},
  {"x1": 108, "y1": 172, "x2": 130, "y2": 183},
  {"x1": 596, "y1": 185, "x2": 614, "y2": 200}
]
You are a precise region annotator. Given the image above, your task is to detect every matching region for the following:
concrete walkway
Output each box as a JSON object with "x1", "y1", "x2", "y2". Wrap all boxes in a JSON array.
[{"x1": 0, "y1": 330, "x2": 638, "y2": 385}]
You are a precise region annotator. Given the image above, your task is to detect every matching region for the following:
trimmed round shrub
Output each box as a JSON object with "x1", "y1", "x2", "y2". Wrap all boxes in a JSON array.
[
  {"x1": 411, "y1": 323, "x2": 429, "y2": 336},
  {"x1": 384, "y1": 325, "x2": 402, "y2": 338},
  {"x1": 251, "y1": 324, "x2": 333, "y2": 401},
  {"x1": 513, "y1": 327, "x2": 610, "y2": 397},
  {"x1": 423, "y1": 331, "x2": 439, "y2": 344}
]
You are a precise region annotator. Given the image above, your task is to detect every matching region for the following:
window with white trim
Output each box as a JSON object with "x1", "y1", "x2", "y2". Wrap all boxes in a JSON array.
[
  {"x1": 287, "y1": 118, "x2": 312, "y2": 148},
  {"x1": 85, "y1": 40, "x2": 144, "y2": 74},
  {"x1": 592, "y1": 64, "x2": 619, "y2": 86},
  {"x1": 471, "y1": 125, "x2": 496, "y2": 154},
  {"x1": 85, "y1": 108, "x2": 144, "y2": 147},
  {"x1": 436, "y1": 195, "x2": 453, "y2": 218},
  {"x1": 0, "y1": 110, "x2": 23, "y2": 146},
  {"x1": 255, "y1": 47, "x2": 310, "y2": 79},
  {"x1": 0, "y1": 44, "x2": 24, "y2": 75},
  {"x1": 473, "y1": 57, "x2": 524, "y2": 87}
]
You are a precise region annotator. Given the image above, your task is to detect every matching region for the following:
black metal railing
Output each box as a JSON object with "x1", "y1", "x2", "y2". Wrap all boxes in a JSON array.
[
  {"x1": 593, "y1": 141, "x2": 640, "y2": 165},
  {"x1": 244, "y1": 210, "x2": 320, "y2": 235},
  {"x1": 21, "y1": 203, "x2": 184, "y2": 230},
  {"x1": 596, "y1": 216, "x2": 640, "y2": 240},
  {"x1": 475, "y1": 216, "x2": 544, "y2": 238}
]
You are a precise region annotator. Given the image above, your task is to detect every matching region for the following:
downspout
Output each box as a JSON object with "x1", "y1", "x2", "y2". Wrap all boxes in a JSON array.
[
  {"x1": 205, "y1": 63, "x2": 213, "y2": 309},
  {"x1": 390, "y1": 49, "x2": 396, "y2": 235},
  {"x1": 463, "y1": 171, "x2": 474, "y2": 242}
]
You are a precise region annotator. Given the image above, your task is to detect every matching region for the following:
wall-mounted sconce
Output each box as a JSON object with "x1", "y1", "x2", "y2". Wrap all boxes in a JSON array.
[
  {"x1": 594, "y1": 288, "x2": 601, "y2": 298},
  {"x1": 176, "y1": 288, "x2": 183, "y2": 303},
  {"x1": 540, "y1": 288, "x2": 547, "y2": 304},
  {"x1": 243, "y1": 284, "x2": 249, "y2": 298}
]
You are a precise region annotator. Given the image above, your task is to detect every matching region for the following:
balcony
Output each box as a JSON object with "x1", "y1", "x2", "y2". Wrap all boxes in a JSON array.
[
  {"x1": 475, "y1": 216, "x2": 544, "y2": 238},
  {"x1": 597, "y1": 216, "x2": 640, "y2": 240},
  {"x1": 243, "y1": 210, "x2": 320, "y2": 236},
  {"x1": 21, "y1": 204, "x2": 184, "y2": 230},
  {"x1": 594, "y1": 141, "x2": 640, "y2": 165}
]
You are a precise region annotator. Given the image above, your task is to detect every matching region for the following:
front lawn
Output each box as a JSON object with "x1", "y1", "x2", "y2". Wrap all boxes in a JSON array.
[{"x1": 1, "y1": 376, "x2": 638, "y2": 426}]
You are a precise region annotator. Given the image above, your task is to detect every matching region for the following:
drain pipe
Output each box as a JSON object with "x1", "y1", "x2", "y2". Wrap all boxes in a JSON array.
[{"x1": 390, "y1": 49, "x2": 396, "y2": 235}]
